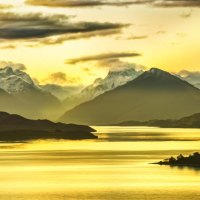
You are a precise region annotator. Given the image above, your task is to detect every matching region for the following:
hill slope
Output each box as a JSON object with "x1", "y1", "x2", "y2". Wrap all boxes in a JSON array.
[{"x1": 60, "y1": 68, "x2": 200, "y2": 125}]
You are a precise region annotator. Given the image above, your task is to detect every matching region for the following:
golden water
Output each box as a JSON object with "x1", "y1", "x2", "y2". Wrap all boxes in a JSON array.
[{"x1": 0, "y1": 126, "x2": 200, "y2": 199}]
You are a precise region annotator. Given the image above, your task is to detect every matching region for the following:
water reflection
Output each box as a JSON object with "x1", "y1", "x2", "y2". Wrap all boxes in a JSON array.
[
  {"x1": 0, "y1": 126, "x2": 200, "y2": 199},
  {"x1": 94, "y1": 126, "x2": 200, "y2": 142},
  {"x1": 169, "y1": 165, "x2": 200, "y2": 172}
]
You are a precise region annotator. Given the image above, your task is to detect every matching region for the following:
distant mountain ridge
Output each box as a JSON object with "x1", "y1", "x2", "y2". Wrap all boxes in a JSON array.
[
  {"x1": 63, "y1": 67, "x2": 143, "y2": 111},
  {"x1": 41, "y1": 84, "x2": 82, "y2": 101},
  {"x1": 116, "y1": 113, "x2": 200, "y2": 128},
  {"x1": 60, "y1": 68, "x2": 200, "y2": 125}
]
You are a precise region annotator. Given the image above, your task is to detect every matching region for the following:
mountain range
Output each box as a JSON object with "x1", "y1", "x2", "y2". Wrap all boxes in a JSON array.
[
  {"x1": 0, "y1": 66, "x2": 142, "y2": 120},
  {"x1": 60, "y1": 68, "x2": 200, "y2": 125},
  {"x1": 63, "y1": 67, "x2": 143, "y2": 111},
  {"x1": 1, "y1": 66, "x2": 200, "y2": 126}
]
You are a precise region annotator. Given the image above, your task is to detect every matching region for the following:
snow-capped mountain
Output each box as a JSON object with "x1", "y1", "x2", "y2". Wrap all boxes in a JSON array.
[
  {"x1": 0, "y1": 67, "x2": 39, "y2": 93},
  {"x1": 63, "y1": 67, "x2": 143, "y2": 111},
  {"x1": 81, "y1": 67, "x2": 142, "y2": 97},
  {"x1": 0, "y1": 66, "x2": 62, "y2": 120}
]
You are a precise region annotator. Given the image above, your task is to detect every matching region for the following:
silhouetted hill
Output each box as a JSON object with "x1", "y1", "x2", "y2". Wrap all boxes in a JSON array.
[
  {"x1": 116, "y1": 113, "x2": 200, "y2": 128},
  {"x1": 60, "y1": 68, "x2": 200, "y2": 125},
  {"x1": 0, "y1": 112, "x2": 97, "y2": 141}
]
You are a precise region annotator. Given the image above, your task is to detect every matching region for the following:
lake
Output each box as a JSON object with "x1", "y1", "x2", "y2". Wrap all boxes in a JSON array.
[{"x1": 0, "y1": 126, "x2": 200, "y2": 200}]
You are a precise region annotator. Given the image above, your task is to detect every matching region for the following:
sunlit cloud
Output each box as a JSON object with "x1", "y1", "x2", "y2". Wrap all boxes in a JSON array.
[
  {"x1": 180, "y1": 9, "x2": 193, "y2": 18},
  {"x1": 0, "y1": 4, "x2": 13, "y2": 9},
  {"x1": 42, "y1": 72, "x2": 81, "y2": 85},
  {"x1": 0, "y1": 44, "x2": 16, "y2": 49},
  {"x1": 127, "y1": 35, "x2": 148, "y2": 40},
  {"x1": 0, "y1": 61, "x2": 27, "y2": 71}
]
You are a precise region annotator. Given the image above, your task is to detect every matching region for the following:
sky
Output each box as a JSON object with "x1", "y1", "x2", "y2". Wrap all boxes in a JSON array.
[{"x1": 0, "y1": 0, "x2": 200, "y2": 86}]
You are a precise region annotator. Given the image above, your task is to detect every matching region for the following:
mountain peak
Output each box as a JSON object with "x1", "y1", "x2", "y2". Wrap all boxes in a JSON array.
[
  {"x1": 148, "y1": 68, "x2": 169, "y2": 76},
  {"x1": 0, "y1": 66, "x2": 39, "y2": 93}
]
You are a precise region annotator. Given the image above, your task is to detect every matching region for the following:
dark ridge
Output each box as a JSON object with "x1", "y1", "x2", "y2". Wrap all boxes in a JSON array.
[{"x1": 0, "y1": 112, "x2": 97, "y2": 141}]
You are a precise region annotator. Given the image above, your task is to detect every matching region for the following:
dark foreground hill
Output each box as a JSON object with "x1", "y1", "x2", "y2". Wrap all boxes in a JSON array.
[
  {"x1": 116, "y1": 113, "x2": 200, "y2": 128},
  {"x1": 60, "y1": 68, "x2": 200, "y2": 125},
  {"x1": 0, "y1": 112, "x2": 97, "y2": 141}
]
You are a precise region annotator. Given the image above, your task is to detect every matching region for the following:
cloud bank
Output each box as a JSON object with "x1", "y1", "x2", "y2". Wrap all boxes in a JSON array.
[
  {"x1": 26, "y1": 0, "x2": 139, "y2": 7},
  {"x1": 26, "y1": 0, "x2": 200, "y2": 8},
  {"x1": 43, "y1": 72, "x2": 80, "y2": 85},
  {"x1": 0, "y1": 11, "x2": 127, "y2": 41}
]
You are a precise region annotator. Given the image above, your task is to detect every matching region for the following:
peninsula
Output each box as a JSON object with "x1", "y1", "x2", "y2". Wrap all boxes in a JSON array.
[{"x1": 0, "y1": 112, "x2": 97, "y2": 141}]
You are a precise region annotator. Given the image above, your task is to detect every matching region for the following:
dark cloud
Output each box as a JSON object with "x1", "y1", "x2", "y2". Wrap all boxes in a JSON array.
[
  {"x1": 26, "y1": 0, "x2": 140, "y2": 7},
  {"x1": 43, "y1": 72, "x2": 80, "y2": 84},
  {"x1": 152, "y1": 0, "x2": 200, "y2": 8},
  {"x1": 0, "y1": 61, "x2": 27, "y2": 71},
  {"x1": 65, "y1": 52, "x2": 141, "y2": 64},
  {"x1": 0, "y1": 12, "x2": 127, "y2": 40},
  {"x1": 26, "y1": 0, "x2": 200, "y2": 8}
]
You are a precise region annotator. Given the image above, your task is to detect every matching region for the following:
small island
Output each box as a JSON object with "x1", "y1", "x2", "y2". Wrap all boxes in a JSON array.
[
  {"x1": 153, "y1": 152, "x2": 200, "y2": 167},
  {"x1": 0, "y1": 112, "x2": 97, "y2": 141}
]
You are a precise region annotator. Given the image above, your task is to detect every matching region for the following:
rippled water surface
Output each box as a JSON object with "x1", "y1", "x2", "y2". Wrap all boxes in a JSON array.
[{"x1": 1, "y1": 126, "x2": 200, "y2": 200}]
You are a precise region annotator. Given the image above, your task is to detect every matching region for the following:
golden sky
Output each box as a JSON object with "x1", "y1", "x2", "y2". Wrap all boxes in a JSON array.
[{"x1": 0, "y1": 0, "x2": 200, "y2": 86}]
